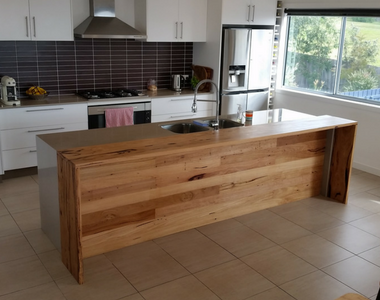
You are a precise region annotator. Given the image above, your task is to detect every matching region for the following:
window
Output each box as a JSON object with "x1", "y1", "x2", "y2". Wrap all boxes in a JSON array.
[{"x1": 283, "y1": 9, "x2": 380, "y2": 105}]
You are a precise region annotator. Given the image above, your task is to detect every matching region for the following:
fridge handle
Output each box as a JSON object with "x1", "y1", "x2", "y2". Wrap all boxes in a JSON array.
[{"x1": 247, "y1": 5, "x2": 251, "y2": 22}]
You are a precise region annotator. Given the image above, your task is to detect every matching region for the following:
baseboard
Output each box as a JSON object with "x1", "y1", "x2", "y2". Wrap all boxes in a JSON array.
[
  {"x1": 352, "y1": 162, "x2": 380, "y2": 177},
  {"x1": 1, "y1": 167, "x2": 38, "y2": 180}
]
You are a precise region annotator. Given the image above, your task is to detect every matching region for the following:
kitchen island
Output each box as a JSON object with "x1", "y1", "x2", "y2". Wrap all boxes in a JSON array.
[{"x1": 36, "y1": 109, "x2": 357, "y2": 284}]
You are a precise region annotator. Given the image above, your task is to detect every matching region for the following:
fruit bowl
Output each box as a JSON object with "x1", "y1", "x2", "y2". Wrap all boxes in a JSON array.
[{"x1": 28, "y1": 92, "x2": 49, "y2": 100}]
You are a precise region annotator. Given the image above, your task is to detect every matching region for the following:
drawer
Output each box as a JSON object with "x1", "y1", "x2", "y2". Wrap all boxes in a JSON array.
[
  {"x1": 152, "y1": 110, "x2": 214, "y2": 123},
  {"x1": 152, "y1": 95, "x2": 215, "y2": 116},
  {"x1": 1, "y1": 123, "x2": 88, "y2": 150},
  {"x1": 0, "y1": 104, "x2": 87, "y2": 129},
  {"x1": 2, "y1": 147, "x2": 37, "y2": 171}
]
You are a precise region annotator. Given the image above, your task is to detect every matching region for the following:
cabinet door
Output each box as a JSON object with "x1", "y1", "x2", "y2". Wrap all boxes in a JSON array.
[
  {"x1": 0, "y1": 0, "x2": 31, "y2": 40},
  {"x1": 146, "y1": 0, "x2": 179, "y2": 42},
  {"x1": 178, "y1": 0, "x2": 207, "y2": 42},
  {"x1": 29, "y1": 0, "x2": 72, "y2": 41},
  {"x1": 250, "y1": 0, "x2": 276, "y2": 25},
  {"x1": 222, "y1": 0, "x2": 251, "y2": 25}
]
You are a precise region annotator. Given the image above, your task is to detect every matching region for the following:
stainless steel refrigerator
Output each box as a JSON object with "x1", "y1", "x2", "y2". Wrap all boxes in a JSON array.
[{"x1": 220, "y1": 27, "x2": 274, "y2": 115}]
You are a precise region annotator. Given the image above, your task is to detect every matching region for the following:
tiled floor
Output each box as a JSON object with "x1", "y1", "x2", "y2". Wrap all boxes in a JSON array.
[{"x1": 0, "y1": 169, "x2": 380, "y2": 300}]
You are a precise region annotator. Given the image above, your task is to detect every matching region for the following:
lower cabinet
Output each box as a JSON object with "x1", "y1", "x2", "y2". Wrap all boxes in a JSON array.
[
  {"x1": 151, "y1": 94, "x2": 215, "y2": 123},
  {"x1": 0, "y1": 103, "x2": 88, "y2": 173}
]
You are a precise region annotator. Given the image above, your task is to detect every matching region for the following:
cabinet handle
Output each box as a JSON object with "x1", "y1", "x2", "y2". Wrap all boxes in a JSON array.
[
  {"x1": 33, "y1": 16, "x2": 36, "y2": 37},
  {"x1": 170, "y1": 114, "x2": 197, "y2": 118},
  {"x1": 180, "y1": 22, "x2": 183, "y2": 39},
  {"x1": 26, "y1": 108, "x2": 64, "y2": 112},
  {"x1": 25, "y1": 16, "x2": 29, "y2": 37},
  {"x1": 251, "y1": 5, "x2": 255, "y2": 22},
  {"x1": 29, "y1": 150, "x2": 37, "y2": 153},
  {"x1": 175, "y1": 22, "x2": 178, "y2": 39},
  {"x1": 170, "y1": 98, "x2": 192, "y2": 101},
  {"x1": 247, "y1": 5, "x2": 251, "y2": 22},
  {"x1": 27, "y1": 127, "x2": 65, "y2": 133}
]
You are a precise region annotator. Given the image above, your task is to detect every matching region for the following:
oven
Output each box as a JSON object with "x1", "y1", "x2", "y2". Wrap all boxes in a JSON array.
[
  {"x1": 77, "y1": 89, "x2": 151, "y2": 129},
  {"x1": 88, "y1": 102, "x2": 151, "y2": 129}
]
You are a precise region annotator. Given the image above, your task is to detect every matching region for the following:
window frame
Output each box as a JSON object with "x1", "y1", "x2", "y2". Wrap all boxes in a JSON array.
[{"x1": 282, "y1": 9, "x2": 380, "y2": 106}]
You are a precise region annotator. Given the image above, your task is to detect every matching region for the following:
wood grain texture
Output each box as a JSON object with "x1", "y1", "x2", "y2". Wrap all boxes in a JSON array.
[
  {"x1": 57, "y1": 116, "x2": 357, "y2": 284},
  {"x1": 328, "y1": 124, "x2": 357, "y2": 203}
]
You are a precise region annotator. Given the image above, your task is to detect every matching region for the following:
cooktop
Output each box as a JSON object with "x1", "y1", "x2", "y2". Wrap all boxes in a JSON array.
[{"x1": 77, "y1": 89, "x2": 143, "y2": 100}]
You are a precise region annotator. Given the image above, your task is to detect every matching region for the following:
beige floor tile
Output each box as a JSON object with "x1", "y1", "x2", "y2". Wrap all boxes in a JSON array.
[
  {"x1": 56, "y1": 255, "x2": 136, "y2": 300},
  {"x1": 350, "y1": 214, "x2": 380, "y2": 238},
  {"x1": 323, "y1": 256, "x2": 380, "y2": 298},
  {"x1": 368, "y1": 186, "x2": 380, "y2": 198},
  {"x1": 154, "y1": 229, "x2": 235, "y2": 273},
  {"x1": 280, "y1": 270, "x2": 356, "y2": 300},
  {"x1": 141, "y1": 275, "x2": 219, "y2": 300},
  {"x1": 195, "y1": 259, "x2": 274, "y2": 300},
  {"x1": 31, "y1": 174, "x2": 39, "y2": 184},
  {"x1": 268, "y1": 199, "x2": 311, "y2": 216},
  {"x1": 303, "y1": 196, "x2": 374, "y2": 222},
  {"x1": 0, "y1": 233, "x2": 35, "y2": 264},
  {"x1": 105, "y1": 241, "x2": 189, "y2": 291},
  {"x1": 1, "y1": 191, "x2": 40, "y2": 214},
  {"x1": 117, "y1": 294, "x2": 145, "y2": 300},
  {"x1": 317, "y1": 224, "x2": 380, "y2": 254},
  {"x1": 38, "y1": 250, "x2": 72, "y2": 280},
  {"x1": 24, "y1": 229, "x2": 56, "y2": 254},
  {"x1": 0, "y1": 200, "x2": 8, "y2": 217},
  {"x1": 0, "y1": 282, "x2": 65, "y2": 300},
  {"x1": 242, "y1": 245, "x2": 317, "y2": 285},
  {"x1": 237, "y1": 209, "x2": 313, "y2": 244},
  {"x1": 207, "y1": 223, "x2": 275, "y2": 257},
  {"x1": 11, "y1": 208, "x2": 40, "y2": 232},
  {"x1": 245, "y1": 287, "x2": 296, "y2": 300},
  {"x1": 197, "y1": 218, "x2": 243, "y2": 236},
  {"x1": 0, "y1": 215, "x2": 21, "y2": 238},
  {"x1": 349, "y1": 173, "x2": 380, "y2": 196},
  {"x1": 0, "y1": 255, "x2": 52, "y2": 296},
  {"x1": 282, "y1": 234, "x2": 353, "y2": 268},
  {"x1": 348, "y1": 192, "x2": 380, "y2": 213},
  {"x1": 359, "y1": 246, "x2": 380, "y2": 267},
  {"x1": 270, "y1": 205, "x2": 345, "y2": 233},
  {"x1": 0, "y1": 177, "x2": 39, "y2": 197}
]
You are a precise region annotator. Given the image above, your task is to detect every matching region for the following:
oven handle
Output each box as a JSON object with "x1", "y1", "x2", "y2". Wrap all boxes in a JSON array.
[{"x1": 88, "y1": 103, "x2": 150, "y2": 115}]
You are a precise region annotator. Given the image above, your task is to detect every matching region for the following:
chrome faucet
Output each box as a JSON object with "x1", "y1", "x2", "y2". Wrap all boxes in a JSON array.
[{"x1": 192, "y1": 79, "x2": 220, "y2": 130}]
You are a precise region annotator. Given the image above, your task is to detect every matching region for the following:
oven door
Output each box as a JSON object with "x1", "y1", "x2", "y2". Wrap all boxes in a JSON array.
[{"x1": 88, "y1": 102, "x2": 151, "y2": 129}]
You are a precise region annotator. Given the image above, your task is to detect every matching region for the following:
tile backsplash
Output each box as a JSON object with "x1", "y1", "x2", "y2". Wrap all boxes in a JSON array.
[{"x1": 0, "y1": 39, "x2": 193, "y2": 97}]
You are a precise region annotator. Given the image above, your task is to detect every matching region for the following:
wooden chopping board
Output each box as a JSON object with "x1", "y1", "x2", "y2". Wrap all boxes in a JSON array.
[{"x1": 192, "y1": 64, "x2": 213, "y2": 92}]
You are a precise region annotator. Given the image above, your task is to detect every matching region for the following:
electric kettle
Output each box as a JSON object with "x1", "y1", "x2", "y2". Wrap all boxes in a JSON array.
[{"x1": 170, "y1": 74, "x2": 185, "y2": 92}]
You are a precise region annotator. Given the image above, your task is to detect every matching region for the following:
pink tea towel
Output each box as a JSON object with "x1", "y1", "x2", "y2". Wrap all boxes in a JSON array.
[{"x1": 105, "y1": 107, "x2": 134, "y2": 128}]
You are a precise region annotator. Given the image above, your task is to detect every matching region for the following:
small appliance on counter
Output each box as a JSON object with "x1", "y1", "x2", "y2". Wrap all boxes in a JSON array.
[
  {"x1": 170, "y1": 74, "x2": 189, "y2": 92},
  {"x1": 0, "y1": 76, "x2": 20, "y2": 106}
]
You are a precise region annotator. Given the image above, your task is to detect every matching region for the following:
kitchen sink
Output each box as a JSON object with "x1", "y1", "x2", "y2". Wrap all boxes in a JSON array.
[
  {"x1": 203, "y1": 119, "x2": 244, "y2": 129},
  {"x1": 161, "y1": 123, "x2": 211, "y2": 134}
]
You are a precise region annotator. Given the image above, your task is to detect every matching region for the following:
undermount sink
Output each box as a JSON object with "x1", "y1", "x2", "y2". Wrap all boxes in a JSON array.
[
  {"x1": 161, "y1": 123, "x2": 211, "y2": 134},
  {"x1": 204, "y1": 119, "x2": 245, "y2": 129}
]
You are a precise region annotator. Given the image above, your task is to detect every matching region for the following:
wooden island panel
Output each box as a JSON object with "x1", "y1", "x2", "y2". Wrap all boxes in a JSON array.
[{"x1": 57, "y1": 116, "x2": 357, "y2": 284}]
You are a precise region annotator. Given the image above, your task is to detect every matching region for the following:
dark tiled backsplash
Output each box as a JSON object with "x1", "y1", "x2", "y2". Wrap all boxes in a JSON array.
[{"x1": 0, "y1": 39, "x2": 193, "y2": 97}]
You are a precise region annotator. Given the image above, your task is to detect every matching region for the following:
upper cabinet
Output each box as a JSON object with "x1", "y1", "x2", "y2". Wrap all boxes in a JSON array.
[
  {"x1": 135, "y1": 0, "x2": 207, "y2": 42},
  {"x1": 0, "y1": 0, "x2": 73, "y2": 41},
  {"x1": 222, "y1": 0, "x2": 276, "y2": 25}
]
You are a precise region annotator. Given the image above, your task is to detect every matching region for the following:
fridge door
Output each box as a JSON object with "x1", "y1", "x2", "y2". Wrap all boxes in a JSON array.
[
  {"x1": 221, "y1": 93, "x2": 247, "y2": 115},
  {"x1": 246, "y1": 91, "x2": 269, "y2": 111},
  {"x1": 248, "y1": 29, "x2": 273, "y2": 90},
  {"x1": 221, "y1": 28, "x2": 250, "y2": 93}
]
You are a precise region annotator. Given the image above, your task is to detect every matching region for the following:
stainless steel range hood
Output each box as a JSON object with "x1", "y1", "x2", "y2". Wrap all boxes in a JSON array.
[{"x1": 74, "y1": 0, "x2": 146, "y2": 39}]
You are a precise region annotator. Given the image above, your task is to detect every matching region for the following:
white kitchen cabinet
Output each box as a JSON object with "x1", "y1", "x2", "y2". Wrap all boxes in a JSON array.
[
  {"x1": 135, "y1": 0, "x2": 207, "y2": 42},
  {"x1": 0, "y1": 0, "x2": 73, "y2": 41},
  {"x1": 0, "y1": 103, "x2": 87, "y2": 172},
  {"x1": 151, "y1": 94, "x2": 215, "y2": 123},
  {"x1": 222, "y1": 0, "x2": 276, "y2": 26}
]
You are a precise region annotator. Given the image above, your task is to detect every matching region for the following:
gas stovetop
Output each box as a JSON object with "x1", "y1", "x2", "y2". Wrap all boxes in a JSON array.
[{"x1": 77, "y1": 89, "x2": 144, "y2": 100}]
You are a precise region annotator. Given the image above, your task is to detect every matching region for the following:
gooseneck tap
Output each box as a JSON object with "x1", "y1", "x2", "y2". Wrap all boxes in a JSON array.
[{"x1": 192, "y1": 79, "x2": 220, "y2": 130}]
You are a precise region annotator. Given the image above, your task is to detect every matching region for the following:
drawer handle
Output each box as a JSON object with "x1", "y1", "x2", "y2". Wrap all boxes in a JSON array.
[
  {"x1": 26, "y1": 108, "x2": 64, "y2": 112},
  {"x1": 27, "y1": 127, "x2": 65, "y2": 133},
  {"x1": 170, "y1": 98, "x2": 193, "y2": 101},
  {"x1": 170, "y1": 114, "x2": 197, "y2": 118},
  {"x1": 29, "y1": 150, "x2": 37, "y2": 153}
]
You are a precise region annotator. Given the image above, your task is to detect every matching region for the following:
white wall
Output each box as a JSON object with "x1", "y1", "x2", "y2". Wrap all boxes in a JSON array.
[{"x1": 275, "y1": 0, "x2": 380, "y2": 176}]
